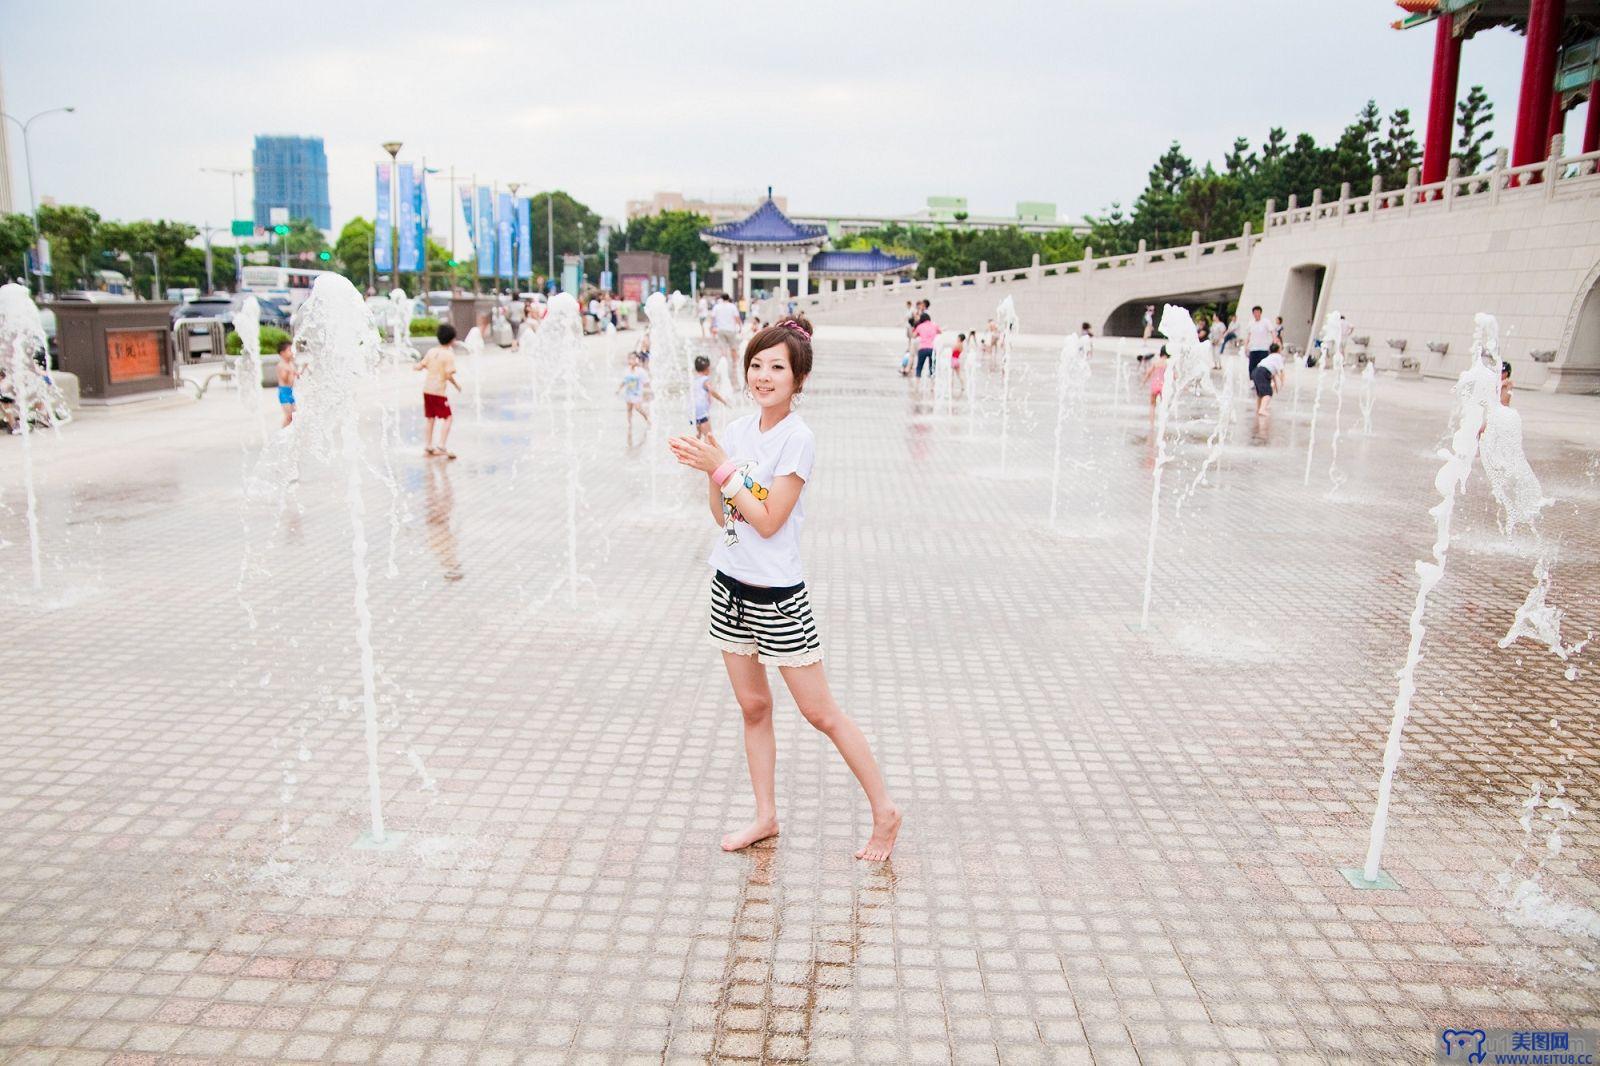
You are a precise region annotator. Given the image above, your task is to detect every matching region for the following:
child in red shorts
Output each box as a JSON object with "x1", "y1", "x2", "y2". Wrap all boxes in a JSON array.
[{"x1": 414, "y1": 323, "x2": 462, "y2": 459}]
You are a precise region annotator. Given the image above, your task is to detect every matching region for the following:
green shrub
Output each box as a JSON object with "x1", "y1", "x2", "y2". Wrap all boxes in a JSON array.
[
  {"x1": 225, "y1": 326, "x2": 291, "y2": 355},
  {"x1": 410, "y1": 316, "x2": 439, "y2": 337}
]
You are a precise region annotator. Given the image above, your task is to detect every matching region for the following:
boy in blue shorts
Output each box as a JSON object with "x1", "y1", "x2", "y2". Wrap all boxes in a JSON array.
[{"x1": 275, "y1": 340, "x2": 296, "y2": 426}]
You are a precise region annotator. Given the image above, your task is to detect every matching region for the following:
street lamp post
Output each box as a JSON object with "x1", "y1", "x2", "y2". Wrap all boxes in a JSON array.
[
  {"x1": 547, "y1": 195, "x2": 554, "y2": 292},
  {"x1": 144, "y1": 252, "x2": 160, "y2": 300},
  {"x1": 201, "y1": 165, "x2": 249, "y2": 287},
  {"x1": 2, "y1": 105, "x2": 76, "y2": 294},
  {"x1": 199, "y1": 223, "x2": 227, "y2": 293},
  {"x1": 382, "y1": 140, "x2": 402, "y2": 292}
]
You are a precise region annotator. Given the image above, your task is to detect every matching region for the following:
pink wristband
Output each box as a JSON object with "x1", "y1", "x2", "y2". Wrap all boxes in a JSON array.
[{"x1": 711, "y1": 461, "x2": 738, "y2": 485}]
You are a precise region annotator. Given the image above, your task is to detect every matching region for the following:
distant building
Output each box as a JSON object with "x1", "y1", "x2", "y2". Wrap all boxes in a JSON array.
[
  {"x1": 627, "y1": 190, "x2": 786, "y2": 225},
  {"x1": 792, "y1": 196, "x2": 1083, "y2": 238},
  {"x1": 252, "y1": 135, "x2": 330, "y2": 230}
]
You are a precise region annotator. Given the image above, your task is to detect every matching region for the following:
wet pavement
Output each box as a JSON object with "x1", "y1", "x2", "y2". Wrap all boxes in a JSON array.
[{"x1": 1, "y1": 321, "x2": 1598, "y2": 1064}]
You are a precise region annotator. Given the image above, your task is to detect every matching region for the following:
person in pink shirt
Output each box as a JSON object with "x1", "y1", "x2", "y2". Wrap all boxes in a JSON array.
[{"x1": 912, "y1": 305, "x2": 940, "y2": 381}]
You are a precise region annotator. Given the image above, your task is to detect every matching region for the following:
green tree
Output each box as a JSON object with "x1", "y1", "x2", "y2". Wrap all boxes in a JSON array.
[
  {"x1": 36, "y1": 203, "x2": 101, "y2": 289},
  {"x1": 1373, "y1": 108, "x2": 1421, "y2": 188},
  {"x1": 1084, "y1": 202, "x2": 1135, "y2": 255},
  {"x1": 621, "y1": 209, "x2": 718, "y2": 292},
  {"x1": 1130, "y1": 142, "x2": 1194, "y2": 248},
  {"x1": 1456, "y1": 84, "x2": 1495, "y2": 172},
  {"x1": 525, "y1": 190, "x2": 602, "y2": 284},
  {"x1": 0, "y1": 213, "x2": 36, "y2": 279},
  {"x1": 1178, "y1": 168, "x2": 1246, "y2": 241},
  {"x1": 333, "y1": 217, "x2": 376, "y2": 288}
]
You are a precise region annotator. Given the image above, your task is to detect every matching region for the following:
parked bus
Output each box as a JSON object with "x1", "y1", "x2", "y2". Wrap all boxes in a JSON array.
[{"x1": 239, "y1": 266, "x2": 336, "y2": 308}]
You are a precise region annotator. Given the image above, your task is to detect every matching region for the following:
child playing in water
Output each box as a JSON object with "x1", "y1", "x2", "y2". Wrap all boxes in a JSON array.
[
  {"x1": 275, "y1": 339, "x2": 297, "y2": 427},
  {"x1": 666, "y1": 314, "x2": 902, "y2": 862},
  {"x1": 692, "y1": 354, "x2": 729, "y2": 439},
  {"x1": 413, "y1": 323, "x2": 461, "y2": 459},
  {"x1": 950, "y1": 333, "x2": 966, "y2": 395},
  {"x1": 1144, "y1": 345, "x2": 1170, "y2": 415},
  {"x1": 1253, "y1": 342, "x2": 1285, "y2": 415},
  {"x1": 617, "y1": 352, "x2": 652, "y2": 436}
]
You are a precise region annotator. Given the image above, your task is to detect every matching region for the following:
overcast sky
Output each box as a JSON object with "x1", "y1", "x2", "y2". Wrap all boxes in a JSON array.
[{"x1": 1, "y1": 1, "x2": 1537, "y2": 252}]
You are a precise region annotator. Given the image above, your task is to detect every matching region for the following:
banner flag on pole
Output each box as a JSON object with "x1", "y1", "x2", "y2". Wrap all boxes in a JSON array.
[
  {"x1": 417, "y1": 169, "x2": 430, "y2": 266},
  {"x1": 397, "y1": 163, "x2": 420, "y2": 274},
  {"x1": 374, "y1": 163, "x2": 393, "y2": 274},
  {"x1": 476, "y1": 187, "x2": 495, "y2": 278},
  {"x1": 496, "y1": 192, "x2": 513, "y2": 285},
  {"x1": 459, "y1": 186, "x2": 475, "y2": 257},
  {"x1": 516, "y1": 198, "x2": 532, "y2": 279}
]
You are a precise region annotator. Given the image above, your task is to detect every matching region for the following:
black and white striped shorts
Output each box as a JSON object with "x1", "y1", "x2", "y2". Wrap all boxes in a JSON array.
[{"x1": 708, "y1": 571, "x2": 824, "y2": 667}]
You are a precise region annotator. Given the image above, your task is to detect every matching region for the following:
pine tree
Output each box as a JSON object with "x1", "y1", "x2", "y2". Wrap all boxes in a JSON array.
[
  {"x1": 1373, "y1": 108, "x2": 1421, "y2": 188},
  {"x1": 1456, "y1": 85, "x2": 1495, "y2": 172}
]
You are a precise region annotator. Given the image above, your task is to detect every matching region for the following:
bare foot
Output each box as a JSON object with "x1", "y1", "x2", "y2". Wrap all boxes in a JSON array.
[
  {"x1": 720, "y1": 817, "x2": 779, "y2": 852},
  {"x1": 855, "y1": 805, "x2": 902, "y2": 861}
]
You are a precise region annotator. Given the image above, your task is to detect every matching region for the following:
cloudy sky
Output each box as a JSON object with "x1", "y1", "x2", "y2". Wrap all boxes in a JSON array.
[{"x1": 1, "y1": 1, "x2": 1537, "y2": 252}]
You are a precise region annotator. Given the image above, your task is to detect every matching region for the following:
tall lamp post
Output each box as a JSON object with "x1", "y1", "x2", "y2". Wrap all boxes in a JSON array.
[
  {"x1": 201, "y1": 164, "x2": 249, "y2": 286},
  {"x1": 507, "y1": 181, "x2": 521, "y2": 295},
  {"x1": 199, "y1": 223, "x2": 227, "y2": 293},
  {"x1": 382, "y1": 140, "x2": 402, "y2": 292},
  {"x1": 2, "y1": 105, "x2": 76, "y2": 294}
]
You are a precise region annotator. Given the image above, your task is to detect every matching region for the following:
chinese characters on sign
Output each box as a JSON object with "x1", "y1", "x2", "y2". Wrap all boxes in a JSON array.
[{"x1": 106, "y1": 329, "x2": 164, "y2": 383}]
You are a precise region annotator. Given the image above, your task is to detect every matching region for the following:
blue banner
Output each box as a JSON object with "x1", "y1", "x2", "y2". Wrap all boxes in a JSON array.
[
  {"x1": 497, "y1": 192, "x2": 513, "y2": 284},
  {"x1": 374, "y1": 164, "x2": 393, "y2": 274},
  {"x1": 476, "y1": 186, "x2": 494, "y2": 278},
  {"x1": 417, "y1": 169, "x2": 429, "y2": 266},
  {"x1": 397, "y1": 163, "x2": 420, "y2": 273},
  {"x1": 516, "y1": 197, "x2": 532, "y2": 279},
  {"x1": 459, "y1": 186, "x2": 474, "y2": 260}
]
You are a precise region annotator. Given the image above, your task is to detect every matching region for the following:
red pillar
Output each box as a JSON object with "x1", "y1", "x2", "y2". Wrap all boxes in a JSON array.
[
  {"x1": 1513, "y1": 0, "x2": 1565, "y2": 165},
  {"x1": 1548, "y1": 89, "x2": 1569, "y2": 151},
  {"x1": 1422, "y1": 14, "x2": 1462, "y2": 184},
  {"x1": 1584, "y1": 80, "x2": 1600, "y2": 154}
]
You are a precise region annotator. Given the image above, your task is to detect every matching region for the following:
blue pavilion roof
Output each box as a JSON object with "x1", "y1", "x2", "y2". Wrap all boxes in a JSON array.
[
  {"x1": 807, "y1": 247, "x2": 919, "y2": 275},
  {"x1": 701, "y1": 198, "x2": 827, "y2": 245}
]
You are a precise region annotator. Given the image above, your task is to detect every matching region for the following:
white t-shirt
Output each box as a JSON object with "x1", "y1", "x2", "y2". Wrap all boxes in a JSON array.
[
  {"x1": 1257, "y1": 352, "x2": 1285, "y2": 376},
  {"x1": 710, "y1": 302, "x2": 741, "y2": 332},
  {"x1": 708, "y1": 412, "x2": 816, "y2": 587},
  {"x1": 1246, "y1": 317, "x2": 1274, "y2": 352}
]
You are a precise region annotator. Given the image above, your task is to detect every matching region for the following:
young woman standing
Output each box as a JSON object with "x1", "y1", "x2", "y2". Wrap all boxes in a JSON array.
[{"x1": 667, "y1": 316, "x2": 902, "y2": 861}]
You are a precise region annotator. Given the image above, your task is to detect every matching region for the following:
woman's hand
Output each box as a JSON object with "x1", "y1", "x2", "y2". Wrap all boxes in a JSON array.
[{"x1": 667, "y1": 432, "x2": 727, "y2": 474}]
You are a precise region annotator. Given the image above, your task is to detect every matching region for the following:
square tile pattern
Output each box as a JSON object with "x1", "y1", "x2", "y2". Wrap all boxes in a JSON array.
[{"x1": 1, "y1": 324, "x2": 1597, "y2": 1063}]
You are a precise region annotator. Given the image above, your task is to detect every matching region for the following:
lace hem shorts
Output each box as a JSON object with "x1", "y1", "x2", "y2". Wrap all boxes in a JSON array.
[{"x1": 708, "y1": 571, "x2": 823, "y2": 667}]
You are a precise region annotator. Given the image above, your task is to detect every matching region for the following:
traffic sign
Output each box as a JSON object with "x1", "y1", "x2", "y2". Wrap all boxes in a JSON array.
[
  {"x1": 230, "y1": 219, "x2": 254, "y2": 238},
  {"x1": 269, "y1": 207, "x2": 289, "y2": 226}
]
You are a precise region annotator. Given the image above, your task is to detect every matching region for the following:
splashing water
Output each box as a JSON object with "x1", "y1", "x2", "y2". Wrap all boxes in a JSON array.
[
  {"x1": 1499, "y1": 555, "x2": 1590, "y2": 660},
  {"x1": 995, "y1": 297, "x2": 1018, "y2": 473},
  {"x1": 1359, "y1": 361, "x2": 1376, "y2": 435},
  {"x1": 1139, "y1": 306, "x2": 1206, "y2": 628},
  {"x1": 287, "y1": 273, "x2": 391, "y2": 843},
  {"x1": 385, "y1": 288, "x2": 412, "y2": 364},
  {"x1": 1303, "y1": 312, "x2": 1340, "y2": 486},
  {"x1": 1178, "y1": 340, "x2": 1237, "y2": 513},
  {"x1": 1048, "y1": 334, "x2": 1091, "y2": 526},
  {"x1": 1359, "y1": 321, "x2": 1499, "y2": 883},
  {"x1": 645, "y1": 292, "x2": 691, "y2": 425},
  {"x1": 235, "y1": 295, "x2": 269, "y2": 437},
  {"x1": 540, "y1": 294, "x2": 586, "y2": 606},
  {"x1": 0, "y1": 283, "x2": 66, "y2": 590},
  {"x1": 465, "y1": 326, "x2": 486, "y2": 422},
  {"x1": 1326, "y1": 321, "x2": 1348, "y2": 496}
]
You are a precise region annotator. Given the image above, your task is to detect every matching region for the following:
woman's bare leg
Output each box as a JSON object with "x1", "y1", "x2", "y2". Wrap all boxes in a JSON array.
[
  {"x1": 778, "y1": 661, "x2": 901, "y2": 860},
  {"x1": 721, "y1": 651, "x2": 779, "y2": 851}
]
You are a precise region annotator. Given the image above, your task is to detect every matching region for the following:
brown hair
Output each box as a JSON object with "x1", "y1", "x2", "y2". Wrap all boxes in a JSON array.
[{"x1": 743, "y1": 314, "x2": 814, "y2": 392}]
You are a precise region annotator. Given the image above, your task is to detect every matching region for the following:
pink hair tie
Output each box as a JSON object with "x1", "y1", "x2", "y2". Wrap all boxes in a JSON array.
[
  {"x1": 711, "y1": 461, "x2": 739, "y2": 486},
  {"x1": 777, "y1": 319, "x2": 812, "y2": 340}
]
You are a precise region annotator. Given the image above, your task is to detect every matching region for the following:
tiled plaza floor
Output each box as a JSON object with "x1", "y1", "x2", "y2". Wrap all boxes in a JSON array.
[{"x1": 1, "y1": 318, "x2": 1598, "y2": 1064}]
